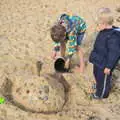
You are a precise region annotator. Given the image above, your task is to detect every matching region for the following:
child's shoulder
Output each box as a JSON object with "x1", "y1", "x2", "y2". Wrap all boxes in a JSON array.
[
  {"x1": 70, "y1": 15, "x2": 83, "y2": 21},
  {"x1": 100, "y1": 26, "x2": 120, "y2": 37},
  {"x1": 114, "y1": 27, "x2": 120, "y2": 34},
  {"x1": 110, "y1": 26, "x2": 120, "y2": 39},
  {"x1": 112, "y1": 27, "x2": 120, "y2": 44},
  {"x1": 104, "y1": 27, "x2": 120, "y2": 44}
]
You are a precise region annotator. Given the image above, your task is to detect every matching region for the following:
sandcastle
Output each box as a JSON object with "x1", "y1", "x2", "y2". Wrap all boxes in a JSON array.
[
  {"x1": 0, "y1": 35, "x2": 70, "y2": 113},
  {"x1": 1, "y1": 72, "x2": 69, "y2": 113}
]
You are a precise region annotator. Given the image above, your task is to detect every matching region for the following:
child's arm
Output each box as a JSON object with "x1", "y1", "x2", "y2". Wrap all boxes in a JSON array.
[
  {"x1": 76, "y1": 46, "x2": 85, "y2": 73},
  {"x1": 104, "y1": 34, "x2": 120, "y2": 74},
  {"x1": 60, "y1": 42, "x2": 66, "y2": 57},
  {"x1": 52, "y1": 50, "x2": 57, "y2": 59},
  {"x1": 67, "y1": 31, "x2": 85, "y2": 73},
  {"x1": 52, "y1": 42, "x2": 60, "y2": 59}
]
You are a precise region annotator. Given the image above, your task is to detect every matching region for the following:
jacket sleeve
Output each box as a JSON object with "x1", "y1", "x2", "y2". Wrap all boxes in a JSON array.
[
  {"x1": 53, "y1": 42, "x2": 60, "y2": 52},
  {"x1": 106, "y1": 34, "x2": 120, "y2": 69}
]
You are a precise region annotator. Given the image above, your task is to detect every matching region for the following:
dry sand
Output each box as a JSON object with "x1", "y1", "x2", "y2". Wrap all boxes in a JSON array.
[{"x1": 0, "y1": 0, "x2": 120, "y2": 120}]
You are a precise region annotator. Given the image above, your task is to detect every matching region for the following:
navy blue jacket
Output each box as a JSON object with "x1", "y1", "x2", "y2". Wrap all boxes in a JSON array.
[{"x1": 89, "y1": 27, "x2": 120, "y2": 70}]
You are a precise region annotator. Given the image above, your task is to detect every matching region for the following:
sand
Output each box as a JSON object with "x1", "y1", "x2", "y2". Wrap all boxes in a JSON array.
[{"x1": 0, "y1": 0, "x2": 120, "y2": 120}]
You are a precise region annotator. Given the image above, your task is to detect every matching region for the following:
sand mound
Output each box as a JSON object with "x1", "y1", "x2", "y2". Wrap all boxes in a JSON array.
[{"x1": 2, "y1": 72, "x2": 67, "y2": 113}]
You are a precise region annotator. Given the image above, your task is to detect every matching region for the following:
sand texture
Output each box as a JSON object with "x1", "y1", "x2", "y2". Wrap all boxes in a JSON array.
[{"x1": 0, "y1": 0, "x2": 120, "y2": 120}]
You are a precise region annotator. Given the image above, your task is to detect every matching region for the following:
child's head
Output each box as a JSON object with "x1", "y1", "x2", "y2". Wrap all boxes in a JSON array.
[
  {"x1": 50, "y1": 24, "x2": 66, "y2": 43},
  {"x1": 96, "y1": 8, "x2": 114, "y2": 30}
]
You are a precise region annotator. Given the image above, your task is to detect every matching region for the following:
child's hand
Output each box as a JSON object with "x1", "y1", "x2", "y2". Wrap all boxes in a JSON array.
[
  {"x1": 51, "y1": 54, "x2": 56, "y2": 60},
  {"x1": 51, "y1": 51, "x2": 57, "y2": 60},
  {"x1": 104, "y1": 68, "x2": 111, "y2": 75},
  {"x1": 65, "y1": 58, "x2": 70, "y2": 69},
  {"x1": 52, "y1": 51, "x2": 61, "y2": 60}
]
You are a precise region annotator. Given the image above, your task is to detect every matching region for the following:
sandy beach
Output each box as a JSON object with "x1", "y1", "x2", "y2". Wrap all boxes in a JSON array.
[{"x1": 0, "y1": 0, "x2": 120, "y2": 120}]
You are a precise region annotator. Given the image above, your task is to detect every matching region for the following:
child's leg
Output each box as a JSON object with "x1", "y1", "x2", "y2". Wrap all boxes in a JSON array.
[
  {"x1": 93, "y1": 65, "x2": 98, "y2": 82},
  {"x1": 76, "y1": 46, "x2": 85, "y2": 72},
  {"x1": 94, "y1": 65, "x2": 112, "y2": 98},
  {"x1": 76, "y1": 32, "x2": 85, "y2": 72}
]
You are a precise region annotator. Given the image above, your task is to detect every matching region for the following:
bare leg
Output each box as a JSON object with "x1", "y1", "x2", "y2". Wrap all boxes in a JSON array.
[{"x1": 76, "y1": 46, "x2": 85, "y2": 73}]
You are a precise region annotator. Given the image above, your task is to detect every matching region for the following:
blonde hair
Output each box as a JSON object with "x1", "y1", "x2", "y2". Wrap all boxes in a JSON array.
[{"x1": 96, "y1": 8, "x2": 114, "y2": 25}]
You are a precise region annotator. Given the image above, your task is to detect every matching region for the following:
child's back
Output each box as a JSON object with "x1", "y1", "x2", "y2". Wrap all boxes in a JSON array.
[{"x1": 89, "y1": 26, "x2": 120, "y2": 70}]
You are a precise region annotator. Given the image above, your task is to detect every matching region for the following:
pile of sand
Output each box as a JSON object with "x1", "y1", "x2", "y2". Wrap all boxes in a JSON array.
[{"x1": 1, "y1": 72, "x2": 67, "y2": 113}]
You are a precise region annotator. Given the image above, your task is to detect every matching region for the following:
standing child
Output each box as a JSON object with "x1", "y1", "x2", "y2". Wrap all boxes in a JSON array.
[
  {"x1": 89, "y1": 8, "x2": 120, "y2": 99},
  {"x1": 50, "y1": 14, "x2": 87, "y2": 72}
]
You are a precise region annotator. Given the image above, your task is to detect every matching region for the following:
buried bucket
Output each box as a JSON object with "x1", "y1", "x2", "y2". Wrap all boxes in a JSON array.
[{"x1": 54, "y1": 57, "x2": 68, "y2": 72}]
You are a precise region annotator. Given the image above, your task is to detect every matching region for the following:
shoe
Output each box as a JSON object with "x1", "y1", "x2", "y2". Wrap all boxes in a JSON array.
[
  {"x1": 88, "y1": 83, "x2": 96, "y2": 94},
  {"x1": 89, "y1": 93, "x2": 101, "y2": 100},
  {"x1": 92, "y1": 83, "x2": 96, "y2": 90}
]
